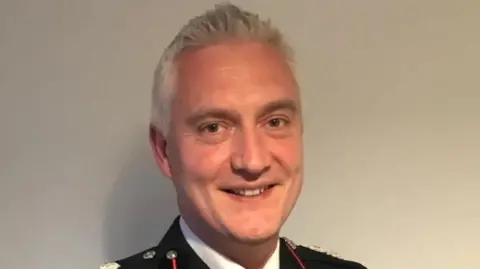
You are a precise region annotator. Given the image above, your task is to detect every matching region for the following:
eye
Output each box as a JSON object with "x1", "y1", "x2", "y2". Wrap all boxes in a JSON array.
[
  {"x1": 267, "y1": 117, "x2": 289, "y2": 128},
  {"x1": 198, "y1": 123, "x2": 225, "y2": 134},
  {"x1": 196, "y1": 122, "x2": 232, "y2": 144}
]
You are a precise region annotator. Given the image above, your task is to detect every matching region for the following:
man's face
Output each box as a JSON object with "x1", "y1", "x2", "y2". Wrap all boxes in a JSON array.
[{"x1": 152, "y1": 41, "x2": 303, "y2": 243}]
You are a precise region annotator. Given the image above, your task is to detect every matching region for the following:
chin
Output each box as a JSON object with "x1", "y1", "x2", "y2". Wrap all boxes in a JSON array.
[
  {"x1": 228, "y1": 230, "x2": 279, "y2": 245},
  {"x1": 220, "y1": 218, "x2": 282, "y2": 245}
]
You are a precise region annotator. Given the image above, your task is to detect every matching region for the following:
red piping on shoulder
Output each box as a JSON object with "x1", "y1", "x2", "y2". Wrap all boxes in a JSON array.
[
  {"x1": 285, "y1": 241, "x2": 307, "y2": 269},
  {"x1": 170, "y1": 257, "x2": 177, "y2": 269}
]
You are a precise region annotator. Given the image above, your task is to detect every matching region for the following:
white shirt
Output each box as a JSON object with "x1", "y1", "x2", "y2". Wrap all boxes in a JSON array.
[{"x1": 180, "y1": 217, "x2": 280, "y2": 269}]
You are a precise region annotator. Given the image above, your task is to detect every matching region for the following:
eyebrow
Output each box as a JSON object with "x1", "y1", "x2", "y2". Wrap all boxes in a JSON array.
[
  {"x1": 185, "y1": 98, "x2": 299, "y2": 126},
  {"x1": 256, "y1": 99, "x2": 299, "y2": 118},
  {"x1": 186, "y1": 108, "x2": 241, "y2": 126}
]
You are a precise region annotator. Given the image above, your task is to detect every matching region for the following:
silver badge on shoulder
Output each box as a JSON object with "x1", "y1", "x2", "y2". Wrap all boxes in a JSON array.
[
  {"x1": 143, "y1": 250, "x2": 156, "y2": 259},
  {"x1": 99, "y1": 262, "x2": 121, "y2": 269},
  {"x1": 306, "y1": 245, "x2": 342, "y2": 259}
]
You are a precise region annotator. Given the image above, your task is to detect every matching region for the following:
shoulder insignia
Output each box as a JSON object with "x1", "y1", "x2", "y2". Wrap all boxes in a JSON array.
[
  {"x1": 306, "y1": 245, "x2": 343, "y2": 259},
  {"x1": 99, "y1": 262, "x2": 121, "y2": 269},
  {"x1": 283, "y1": 237, "x2": 297, "y2": 249}
]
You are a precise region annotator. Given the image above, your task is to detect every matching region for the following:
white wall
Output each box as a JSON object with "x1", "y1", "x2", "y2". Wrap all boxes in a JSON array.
[{"x1": 1, "y1": 1, "x2": 479, "y2": 268}]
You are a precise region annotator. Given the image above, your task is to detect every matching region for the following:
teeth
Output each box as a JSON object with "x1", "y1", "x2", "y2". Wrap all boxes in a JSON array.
[{"x1": 233, "y1": 187, "x2": 266, "y2": 196}]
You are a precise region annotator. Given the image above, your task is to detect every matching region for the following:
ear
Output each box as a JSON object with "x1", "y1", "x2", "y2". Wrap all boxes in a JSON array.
[{"x1": 149, "y1": 124, "x2": 173, "y2": 178}]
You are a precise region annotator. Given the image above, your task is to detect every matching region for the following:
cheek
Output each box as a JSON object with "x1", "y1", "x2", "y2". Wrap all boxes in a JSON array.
[
  {"x1": 269, "y1": 137, "x2": 303, "y2": 169},
  {"x1": 178, "y1": 140, "x2": 232, "y2": 179}
]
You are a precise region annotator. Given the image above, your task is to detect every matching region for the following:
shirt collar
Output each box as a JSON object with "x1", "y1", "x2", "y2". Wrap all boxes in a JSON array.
[{"x1": 179, "y1": 217, "x2": 280, "y2": 269}]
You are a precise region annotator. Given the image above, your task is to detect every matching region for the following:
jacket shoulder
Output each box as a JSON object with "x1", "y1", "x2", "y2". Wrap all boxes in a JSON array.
[
  {"x1": 283, "y1": 237, "x2": 367, "y2": 269},
  {"x1": 98, "y1": 246, "x2": 160, "y2": 269}
]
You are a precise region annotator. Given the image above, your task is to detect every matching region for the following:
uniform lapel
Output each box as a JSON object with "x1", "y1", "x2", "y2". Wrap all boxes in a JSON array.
[
  {"x1": 155, "y1": 216, "x2": 210, "y2": 269},
  {"x1": 279, "y1": 238, "x2": 304, "y2": 269}
]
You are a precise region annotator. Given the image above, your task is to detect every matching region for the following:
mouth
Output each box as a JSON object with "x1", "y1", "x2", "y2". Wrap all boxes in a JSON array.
[{"x1": 221, "y1": 184, "x2": 276, "y2": 197}]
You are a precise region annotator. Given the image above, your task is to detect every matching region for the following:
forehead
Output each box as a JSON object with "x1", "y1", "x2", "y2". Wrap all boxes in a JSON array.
[{"x1": 173, "y1": 41, "x2": 299, "y2": 111}]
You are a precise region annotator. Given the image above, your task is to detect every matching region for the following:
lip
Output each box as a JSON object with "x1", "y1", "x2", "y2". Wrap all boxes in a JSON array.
[
  {"x1": 219, "y1": 183, "x2": 279, "y2": 191},
  {"x1": 221, "y1": 184, "x2": 277, "y2": 200}
]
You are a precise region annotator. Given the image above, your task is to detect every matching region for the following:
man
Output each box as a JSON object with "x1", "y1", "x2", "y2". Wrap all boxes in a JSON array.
[{"x1": 100, "y1": 3, "x2": 367, "y2": 269}]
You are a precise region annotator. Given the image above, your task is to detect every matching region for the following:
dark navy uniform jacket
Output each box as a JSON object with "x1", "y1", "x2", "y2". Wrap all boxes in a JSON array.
[{"x1": 99, "y1": 216, "x2": 367, "y2": 269}]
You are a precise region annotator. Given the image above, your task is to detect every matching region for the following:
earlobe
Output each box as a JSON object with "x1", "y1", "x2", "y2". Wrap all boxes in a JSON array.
[{"x1": 149, "y1": 125, "x2": 173, "y2": 178}]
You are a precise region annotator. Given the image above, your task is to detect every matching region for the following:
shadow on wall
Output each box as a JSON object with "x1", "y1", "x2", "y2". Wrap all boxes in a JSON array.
[{"x1": 102, "y1": 131, "x2": 178, "y2": 261}]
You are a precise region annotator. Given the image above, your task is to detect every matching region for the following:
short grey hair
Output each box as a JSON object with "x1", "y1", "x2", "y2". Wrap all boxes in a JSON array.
[{"x1": 150, "y1": 2, "x2": 295, "y2": 135}]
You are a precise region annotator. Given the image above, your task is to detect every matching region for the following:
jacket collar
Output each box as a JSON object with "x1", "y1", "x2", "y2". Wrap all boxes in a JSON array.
[
  {"x1": 154, "y1": 216, "x2": 303, "y2": 269},
  {"x1": 155, "y1": 216, "x2": 209, "y2": 269}
]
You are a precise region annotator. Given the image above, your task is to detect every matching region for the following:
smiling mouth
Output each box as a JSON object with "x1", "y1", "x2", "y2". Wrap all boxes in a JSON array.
[{"x1": 222, "y1": 184, "x2": 276, "y2": 197}]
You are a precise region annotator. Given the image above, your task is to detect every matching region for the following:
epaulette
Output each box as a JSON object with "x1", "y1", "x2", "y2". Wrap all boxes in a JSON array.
[
  {"x1": 98, "y1": 262, "x2": 121, "y2": 269},
  {"x1": 304, "y1": 244, "x2": 343, "y2": 259},
  {"x1": 98, "y1": 246, "x2": 160, "y2": 269},
  {"x1": 283, "y1": 237, "x2": 367, "y2": 269}
]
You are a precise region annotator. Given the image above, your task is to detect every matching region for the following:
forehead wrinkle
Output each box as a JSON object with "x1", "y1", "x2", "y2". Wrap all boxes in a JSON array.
[{"x1": 215, "y1": 64, "x2": 254, "y2": 81}]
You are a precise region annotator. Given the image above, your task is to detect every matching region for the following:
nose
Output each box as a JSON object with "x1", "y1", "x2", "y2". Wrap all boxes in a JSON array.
[{"x1": 231, "y1": 128, "x2": 271, "y2": 177}]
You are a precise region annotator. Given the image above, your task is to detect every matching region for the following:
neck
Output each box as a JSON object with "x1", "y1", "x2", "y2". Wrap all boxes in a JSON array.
[
  {"x1": 220, "y1": 238, "x2": 278, "y2": 269},
  {"x1": 181, "y1": 214, "x2": 278, "y2": 269}
]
